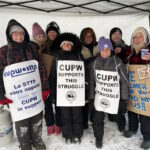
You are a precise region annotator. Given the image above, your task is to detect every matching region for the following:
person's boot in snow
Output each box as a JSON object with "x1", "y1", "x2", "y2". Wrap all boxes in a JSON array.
[
  {"x1": 35, "y1": 140, "x2": 46, "y2": 150},
  {"x1": 141, "y1": 140, "x2": 150, "y2": 149},
  {"x1": 95, "y1": 140, "x2": 102, "y2": 149},
  {"x1": 47, "y1": 125, "x2": 55, "y2": 135},
  {"x1": 65, "y1": 137, "x2": 72, "y2": 144},
  {"x1": 72, "y1": 136, "x2": 81, "y2": 144},
  {"x1": 123, "y1": 130, "x2": 136, "y2": 138},
  {"x1": 55, "y1": 125, "x2": 61, "y2": 135}
]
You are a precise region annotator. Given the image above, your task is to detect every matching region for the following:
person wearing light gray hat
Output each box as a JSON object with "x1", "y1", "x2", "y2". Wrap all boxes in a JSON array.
[{"x1": 9, "y1": 25, "x2": 25, "y2": 36}]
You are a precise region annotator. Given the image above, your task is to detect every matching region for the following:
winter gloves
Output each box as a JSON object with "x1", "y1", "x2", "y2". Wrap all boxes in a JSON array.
[
  {"x1": 0, "y1": 97, "x2": 13, "y2": 105},
  {"x1": 42, "y1": 90, "x2": 50, "y2": 102}
]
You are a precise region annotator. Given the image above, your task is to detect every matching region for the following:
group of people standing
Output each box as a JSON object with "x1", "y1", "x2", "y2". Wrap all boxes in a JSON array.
[{"x1": 0, "y1": 18, "x2": 150, "y2": 150}]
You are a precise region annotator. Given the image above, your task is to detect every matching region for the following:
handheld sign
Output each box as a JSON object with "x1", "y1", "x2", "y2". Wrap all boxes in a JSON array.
[
  {"x1": 94, "y1": 70, "x2": 120, "y2": 114},
  {"x1": 3, "y1": 60, "x2": 44, "y2": 122},
  {"x1": 57, "y1": 60, "x2": 85, "y2": 107},
  {"x1": 128, "y1": 65, "x2": 150, "y2": 117}
]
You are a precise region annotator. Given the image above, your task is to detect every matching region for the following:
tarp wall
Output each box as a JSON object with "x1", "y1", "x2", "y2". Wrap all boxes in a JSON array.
[{"x1": 0, "y1": 9, "x2": 149, "y2": 46}]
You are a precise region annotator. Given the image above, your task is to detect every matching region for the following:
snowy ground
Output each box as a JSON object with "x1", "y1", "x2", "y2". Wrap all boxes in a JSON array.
[{"x1": 0, "y1": 114, "x2": 146, "y2": 150}]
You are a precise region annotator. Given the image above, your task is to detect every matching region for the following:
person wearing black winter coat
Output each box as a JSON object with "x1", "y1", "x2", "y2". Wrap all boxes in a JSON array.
[
  {"x1": 108, "y1": 27, "x2": 128, "y2": 129},
  {"x1": 47, "y1": 32, "x2": 84, "y2": 144}
]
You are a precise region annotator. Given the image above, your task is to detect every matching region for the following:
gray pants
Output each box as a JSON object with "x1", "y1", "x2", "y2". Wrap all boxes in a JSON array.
[{"x1": 15, "y1": 111, "x2": 45, "y2": 150}]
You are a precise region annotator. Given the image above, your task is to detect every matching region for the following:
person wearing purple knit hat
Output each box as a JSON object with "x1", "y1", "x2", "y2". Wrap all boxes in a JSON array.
[{"x1": 88, "y1": 36, "x2": 128, "y2": 149}]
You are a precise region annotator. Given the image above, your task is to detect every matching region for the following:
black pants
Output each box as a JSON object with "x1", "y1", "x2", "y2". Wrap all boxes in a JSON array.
[
  {"x1": 15, "y1": 111, "x2": 44, "y2": 150},
  {"x1": 128, "y1": 111, "x2": 150, "y2": 141},
  {"x1": 92, "y1": 110, "x2": 105, "y2": 141},
  {"x1": 108, "y1": 113, "x2": 126, "y2": 130},
  {"x1": 82, "y1": 102, "x2": 94, "y2": 129},
  {"x1": 44, "y1": 97, "x2": 62, "y2": 127},
  {"x1": 61, "y1": 107, "x2": 83, "y2": 138}
]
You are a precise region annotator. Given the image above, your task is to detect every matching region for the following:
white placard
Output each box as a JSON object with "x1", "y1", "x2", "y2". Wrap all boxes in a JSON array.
[
  {"x1": 94, "y1": 70, "x2": 120, "y2": 114},
  {"x1": 57, "y1": 60, "x2": 85, "y2": 107},
  {"x1": 3, "y1": 60, "x2": 44, "y2": 122}
]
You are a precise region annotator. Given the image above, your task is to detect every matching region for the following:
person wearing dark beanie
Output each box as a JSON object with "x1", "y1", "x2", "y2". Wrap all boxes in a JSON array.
[
  {"x1": 44, "y1": 21, "x2": 62, "y2": 136},
  {"x1": 109, "y1": 27, "x2": 127, "y2": 63},
  {"x1": 45, "y1": 21, "x2": 60, "y2": 52}
]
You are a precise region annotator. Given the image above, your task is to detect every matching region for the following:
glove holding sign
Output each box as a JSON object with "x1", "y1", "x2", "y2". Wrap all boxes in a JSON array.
[
  {"x1": 0, "y1": 97, "x2": 13, "y2": 105},
  {"x1": 42, "y1": 90, "x2": 50, "y2": 102}
]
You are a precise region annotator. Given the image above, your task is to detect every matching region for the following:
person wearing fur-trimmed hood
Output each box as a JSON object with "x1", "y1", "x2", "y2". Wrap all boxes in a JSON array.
[{"x1": 47, "y1": 32, "x2": 84, "y2": 144}]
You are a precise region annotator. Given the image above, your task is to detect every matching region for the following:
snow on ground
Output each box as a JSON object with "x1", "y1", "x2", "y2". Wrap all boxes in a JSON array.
[{"x1": 0, "y1": 115, "x2": 146, "y2": 150}]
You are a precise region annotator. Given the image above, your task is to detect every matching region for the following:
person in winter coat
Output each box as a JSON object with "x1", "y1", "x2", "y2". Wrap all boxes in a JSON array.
[
  {"x1": 80, "y1": 27, "x2": 98, "y2": 129},
  {"x1": 89, "y1": 37, "x2": 128, "y2": 149},
  {"x1": 0, "y1": 19, "x2": 49, "y2": 150},
  {"x1": 44, "y1": 21, "x2": 62, "y2": 135},
  {"x1": 109, "y1": 27, "x2": 127, "y2": 63},
  {"x1": 46, "y1": 21, "x2": 61, "y2": 52},
  {"x1": 32, "y1": 22, "x2": 52, "y2": 77},
  {"x1": 49, "y1": 32, "x2": 84, "y2": 144},
  {"x1": 108, "y1": 27, "x2": 128, "y2": 131},
  {"x1": 32, "y1": 22, "x2": 46, "y2": 53},
  {"x1": 123, "y1": 27, "x2": 150, "y2": 149}
]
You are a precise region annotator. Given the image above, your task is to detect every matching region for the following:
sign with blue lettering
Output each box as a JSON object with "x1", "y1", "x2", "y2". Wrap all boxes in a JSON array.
[
  {"x1": 128, "y1": 65, "x2": 150, "y2": 116},
  {"x1": 3, "y1": 60, "x2": 44, "y2": 122},
  {"x1": 94, "y1": 70, "x2": 120, "y2": 114},
  {"x1": 57, "y1": 61, "x2": 85, "y2": 106}
]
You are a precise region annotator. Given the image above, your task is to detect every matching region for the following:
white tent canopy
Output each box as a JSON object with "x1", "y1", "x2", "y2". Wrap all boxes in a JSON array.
[
  {"x1": 0, "y1": 0, "x2": 149, "y2": 46},
  {"x1": 0, "y1": 0, "x2": 150, "y2": 15}
]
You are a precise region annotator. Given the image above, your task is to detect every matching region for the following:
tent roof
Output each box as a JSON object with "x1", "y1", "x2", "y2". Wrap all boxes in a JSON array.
[{"x1": 0, "y1": 0, "x2": 150, "y2": 15}]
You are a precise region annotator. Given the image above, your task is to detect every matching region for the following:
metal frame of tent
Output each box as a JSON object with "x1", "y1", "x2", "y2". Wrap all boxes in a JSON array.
[{"x1": 0, "y1": 0, "x2": 150, "y2": 14}]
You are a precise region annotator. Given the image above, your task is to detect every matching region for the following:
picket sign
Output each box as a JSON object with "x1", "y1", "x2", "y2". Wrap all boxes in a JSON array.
[
  {"x1": 94, "y1": 70, "x2": 120, "y2": 114},
  {"x1": 128, "y1": 65, "x2": 150, "y2": 117},
  {"x1": 57, "y1": 60, "x2": 85, "y2": 107},
  {"x1": 3, "y1": 60, "x2": 44, "y2": 122}
]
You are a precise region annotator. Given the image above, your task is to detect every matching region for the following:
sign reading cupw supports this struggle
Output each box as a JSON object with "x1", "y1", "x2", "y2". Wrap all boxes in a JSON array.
[
  {"x1": 128, "y1": 65, "x2": 150, "y2": 117},
  {"x1": 94, "y1": 70, "x2": 120, "y2": 114},
  {"x1": 57, "y1": 60, "x2": 85, "y2": 107}
]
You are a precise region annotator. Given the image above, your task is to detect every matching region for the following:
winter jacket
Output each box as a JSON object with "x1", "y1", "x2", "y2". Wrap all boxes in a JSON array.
[
  {"x1": 88, "y1": 54, "x2": 128, "y2": 101},
  {"x1": 0, "y1": 19, "x2": 49, "y2": 100},
  {"x1": 124, "y1": 45, "x2": 150, "y2": 65},
  {"x1": 49, "y1": 32, "x2": 84, "y2": 101},
  {"x1": 111, "y1": 39, "x2": 128, "y2": 63}
]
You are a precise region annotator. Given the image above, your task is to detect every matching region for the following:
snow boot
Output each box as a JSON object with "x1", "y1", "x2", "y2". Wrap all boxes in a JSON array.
[
  {"x1": 65, "y1": 137, "x2": 72, "y2": 144},
  {"x1": 141, "y1": 140, "x2": 150, "y2": 149},
  {"x1": 123, "y1": 130, "x2": 136, "y2": 138},
  {"x1": 33, "y1": 139, "x2": 46, "y2": 150},
  {"x1": 55, "y1": 125, "x2": 61, "y2": 135},
  {"x1": 47, "y1": 125, "x2": 55, "y2": 135},
  {"x1": 95, "y1": 140, "x2": 102, "y2": 149},
  {"x1": 72, "y1": 136, "x2": 81, "y2": 144}
]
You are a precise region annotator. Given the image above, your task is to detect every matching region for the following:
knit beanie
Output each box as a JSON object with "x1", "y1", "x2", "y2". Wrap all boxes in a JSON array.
[
  {"x1": 32, "y1": 23, "x2": 45, "y2": 39},
  {"x1": 9, "y1": 25, "x2": 25, "y2": 36},
  {"x1": 98, "y1": 37, "x2": 113, "y2": 53},
  {"x1": 109, "y1": 27, "x2": 122, "y2": 39},
  {"x1": 46, "y1": 21, "x2": 60, "y2": 35}
]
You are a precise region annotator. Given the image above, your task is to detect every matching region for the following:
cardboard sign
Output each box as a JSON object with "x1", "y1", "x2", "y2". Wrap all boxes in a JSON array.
[
  {"x1": 3, "y1": 60, "x2": 44, "y2": 122},
  {"x1": 57, "y1": 60, "x2": 85, "y2": 106},
  {"x1": 94, "y1": 70, "x2": 120, "y2": 114},
  {"x1": 128, "y1": 65, "x2": 150, "y2": 116}
]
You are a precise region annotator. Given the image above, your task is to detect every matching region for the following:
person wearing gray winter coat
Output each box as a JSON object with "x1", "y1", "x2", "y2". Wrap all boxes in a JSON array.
[{"x1": 88, "y1": 37, "x2": 128, "y2": 149}]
